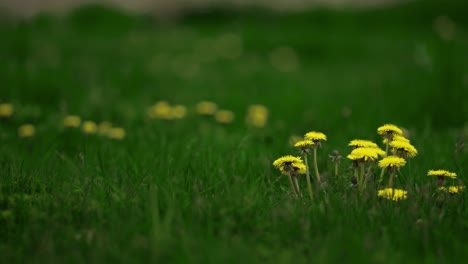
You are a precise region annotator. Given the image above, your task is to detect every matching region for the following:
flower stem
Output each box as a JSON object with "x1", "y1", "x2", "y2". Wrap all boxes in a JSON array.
[
  {"x1": 362, "y1": 164, "x2": 372, "y2": 191},
  {"x1": 378, "y1": 143, "x2": 389, "y2": 183},
  {"x1": 304, "y1": 154, "x2": 314, "y2": 202},
  {"x1": 294, "y1": 176, "x2": 303, "y2": 197},
  {"x1": 313, "y1": 147, "x2": 321, "y2": 189},
  {"x1": 287, "y1": 173, "x2": 298, "y2": 197},
  {"x1": 334, "y1": 162, "x2": 338, "y2": 177},
  {"x1": 388, "y1": 168, "x2": 395, "y2": 189},
  {"x1": 358, "y1": 165, "x2": 365, "y2": 192},
  {"x1": 354, "y1": 167, "x2": 358, "y2": 186}
]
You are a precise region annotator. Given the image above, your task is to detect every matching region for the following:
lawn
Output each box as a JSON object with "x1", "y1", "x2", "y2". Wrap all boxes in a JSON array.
[{"x1": 0, "y1": 0, "x2": 467, "y2": 263}]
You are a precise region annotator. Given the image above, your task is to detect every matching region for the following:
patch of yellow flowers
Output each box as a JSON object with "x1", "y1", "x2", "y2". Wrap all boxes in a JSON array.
[
  {"x1": 62, "y1": 116, "x2": 126, "y2": 140},
  {"x1": 272, "y1": 123, "x2": 463, "y2": 202},
  {"x1": 7, "y1": 100, "x2": 270, "y2": 142},
  {"x1": 274, "y1": 131, "x2": 327, "y2": 201}
]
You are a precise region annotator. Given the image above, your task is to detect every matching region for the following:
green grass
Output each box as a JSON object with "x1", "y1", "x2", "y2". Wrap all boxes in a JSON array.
[{"x1": 1, "y1": 0, "x2": 468, "y2": 263}]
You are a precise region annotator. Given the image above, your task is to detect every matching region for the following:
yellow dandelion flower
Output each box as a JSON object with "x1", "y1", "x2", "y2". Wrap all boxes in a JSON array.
[
  {"x1": 82, "y1": 121, "x2": 97, "y2": 134},
  {"x1": 377, "y1": 124, "x2": 403, "y2": 137},
  {"x1": 108, "y1": 127, "x2": 125, "y2": 140},
  {"x1": 378, "y1": 156, "x2": 406, "y2": 169},
  {"x1": 304, "y1": 131, "x2": 327, "y2": 145},
  {"x1": 427, "y1": 170, "x2": 457, "y2": 178},
  {"x1": 295, "y1": 140, "x2": 313, "y2": 154},
  {"x1": 63, "y1": 115, "x2": 81, "y2": 128},
  {"x1": 390, "y1": 140, "x2": 418, "y2": 158},
  {"x1": 347, "y1": 147, "x2": 386, "y2": 162},
  {"x1": 273, "y1": 155, "x2": 306, "y2": 175},
  {"x1": 171, "y1": 105, "x2": 187, "y2": 119},
  {"x1": 18, "y1": 124, "x2": 35, "y2": 138},
  {"x1": 293, "y1": 162, "x2": 307, "y2": 174},
  {"x1": 246, "y1": 104, "x2": 269, "y2": 128},
  {"x1": 294, "y1": 140, "x2": 313, "y2": 148},
  {"x1": 377, "y1": 188, "x2": 408, "y2": 201},
  {"x1": 348, "y1": 139, "x2": 378, "y2": 148},
  {"x1": 439, "y1": 186, "x2": 465, "y2": 194},
  {"x1": 98, "y1": 121, "x2": 112, "y2": 135},
  {"x1": 196, "y1": 101, "x2": 218, "y2": 115},
  {"x1": 0, "y1": 103, "x2": 14, "y2": 118},
  {"x1": 383, "y1": 135, "x2": 409, "y2": 144},
  {"x1": 214, "y1": 110, "x2": 234, "y2": 124}
]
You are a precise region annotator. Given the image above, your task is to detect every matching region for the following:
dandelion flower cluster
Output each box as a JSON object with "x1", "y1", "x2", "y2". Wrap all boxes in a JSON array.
[
  {"x1": 273, "y1": 155, "x2": 307, "y2": 198},
  {"x1": 289, "y1": 134, "x2": 325, "y2": 200},
  {"x1": 377, "y1": 188, "x2": 408, "y2": 201},
  {"x1": 439, "y1": 186, "x2": 465, "y2": 194}
]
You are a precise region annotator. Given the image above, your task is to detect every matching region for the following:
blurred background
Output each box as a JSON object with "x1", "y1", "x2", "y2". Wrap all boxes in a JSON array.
[
  {"x1": 2, "y1": 0, "x2": 405, "y2": 18},
  {"x1": 0, "y1": 0, "x2": 467, "y2": 135}
]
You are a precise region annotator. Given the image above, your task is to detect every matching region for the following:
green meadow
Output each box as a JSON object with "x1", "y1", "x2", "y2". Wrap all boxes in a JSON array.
[{"x1": 1, "y1": 0, "x2": 468, "y2": 263}]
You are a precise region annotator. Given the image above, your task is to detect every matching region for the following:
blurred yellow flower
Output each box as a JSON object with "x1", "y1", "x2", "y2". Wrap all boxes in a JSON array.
[
  {"x1": 390, "y1": 140, "x2": 418, "y2": 158},
  {"x1": 378, "y1": 156, "x2": 406, "y2": 168},
  {"x1": 108, "y1": 127, "x2": 126, "y2": 140},
  {"x1": 147, "y1": 101, "x2": 173, "y2": 120},
  {"x1": 347, "y1": 147, "x2": 386, "y2": 162},
  {"x1": 18, "y1": 124, "x2": 35, "y2": 138},
  {"x1": 98, "y1": 121, "x2": 112, "y2": 135},
  {"x1": 171, "y1": 105, "x2": 187, "y2": 119},
  {"x1": 82, "y1": 121, "x2": 97, "y2": 134},
  {"x1": 196, "y1": 101, "x2": 218, "y2": 115},
  {"x1": 273, "y1": 155, "x2": 306, "y2": 175},
  {"x1": 377, "y1": 124, "x2": 403, "y2": 138},
  {"x1": 245, "y1": 104, "x2": 269, "y2": 128},
  {"x1": 377, "y1": 188, "x2": 407, "y2": 201},
  {"x1": 214, "y1": 110, "x2": 234, "y2": 124},
  {"x1": 63, "y1": 115, "x2": 81, "y2": 128},
  {"x1": 288, "y1": 135, "x2": 301, "y2": 147},
  {"x1": 439, "y1": 186, "x2": 465, "y2": 194},
  {"x1": 348, "y1": 139, "x2": 378, "y2": 148},
  {"x1": 0, "y1": 103, "x2": 13, "y2": 118},
  {"x1": 427, "y1": 170, "x2": 457, "y2": 178}
]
